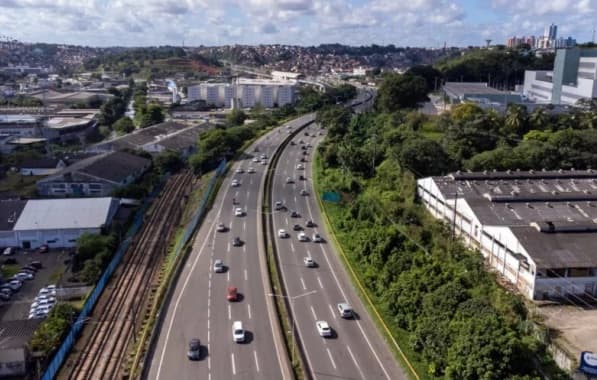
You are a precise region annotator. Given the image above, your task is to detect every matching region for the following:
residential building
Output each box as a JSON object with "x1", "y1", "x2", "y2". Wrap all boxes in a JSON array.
[
  {"x1": 523, "y1": 47, "x2": 597, "y2": 105},
  {"x1": 19, "y1": 157, "x2": 68, "y2": 176},
  {"x1": 0, "y1": 115, "x2": 42, "y2": 137},
  {"x1": 417, "y1": 169, "x2": 597, "y2": 300},
  {"x1": 187, "y1": 83, "x2": 234, "y2": 108},
  {"x1": 12, "y1": 197, "x2": 120, "y2": 248},
  {"x1": 37, "y1": 151, "x2": 150, "y2": 197},
  {"x1": 187, "y1": 79, "x2": 296, "y2": 109}
]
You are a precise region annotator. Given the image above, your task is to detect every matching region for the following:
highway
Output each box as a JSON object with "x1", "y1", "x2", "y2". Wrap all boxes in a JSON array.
[
  {"x1": 147, "y1": 114, "x2": 314, "y2": 380},
  {"x1": 270, "y1": 122, "x2": 408, "y2": 379}
]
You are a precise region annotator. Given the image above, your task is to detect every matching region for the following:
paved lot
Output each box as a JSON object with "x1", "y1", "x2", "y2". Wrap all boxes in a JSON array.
[
  {"x1": 0, "y1": 249, "x2": 70, "y2": 321},
  {"x1": 537, "y1": 304, "x2": 597, "y2": 358}
]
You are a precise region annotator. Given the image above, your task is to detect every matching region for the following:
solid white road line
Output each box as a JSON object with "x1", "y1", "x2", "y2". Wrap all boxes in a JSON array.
[
  {"x1": 326, "y1": 348, "x2": 337, "y2": 369},
  {"x1": 244, "y1": 269, "x2": 248, "y2": 281},
  {"x1": 248, "y1": 303, "x2": 252, "y2": 319},
  {"x1": 227, "y1": 271, "x2": 230, "y2": 282},
  {"x1": 231, "y1": 353, "x2": 236, "y2": 375},
  {"x1": 347, "y1": 346, "x2": 366, "y2": 380},
  {"x1": 310, "y1": 305, "x2": 317, "y2": 320},
  {"x1": 254, "y1": 351, "x2": 260, "y2": 372},
  {"x1": 228, "y1": 304, "x2": 231, "y2": 320},
  {"x1": 227, "y1": 242, "x2": 231, "y2": 252},
  {"x1": 290, "y1": 242, "x2": 295, "y2": 252},
  {"x1": 243, "y1": 221, "x2": 246, "y2": 231},
  {"x1": 317, "y1": 276, "x2": 324, "y2": 289},
  {"x1": 300, "y1": 277, "x2": 307, "y2": 291}
]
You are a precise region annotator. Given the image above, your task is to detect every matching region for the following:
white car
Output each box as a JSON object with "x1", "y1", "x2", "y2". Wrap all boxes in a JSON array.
[
  {"x1": 316, "y1": 321, "x2": 332, "y2": 337},
  {"x1": 15, "y1": 272, "x2": 34, "y2": 281},
  {"x1": 231, "y1": 180, "x2": 240, "y2": 187},
  {"x1": 278, "y1": 229, "x2": 289, "y2": 238},
  {"x1": 232, "y1": 321, "x2": 245, "y2": 343},
  {"x1": 261, "y1": 159, "x2": 268, "y2": 165},
  {"x1": 260, "y1": 154, "x2": 268, "y2": 160},
  {"x1": 235, "y1": 168, "x2": 244, "y2": 174},
  {"x1": 252, "y1": 157, "x2": 259, "y2": 163},
  {"x1": 217, "y1": 223, "x2": 227, "y2": 232},
  {"x1": 247, "y1": 167, "x2": 255, "y2": 173},
  {"x1": 296, "y1": 164, "x2": 304, "y2": 170},
  {"x1": 234, "y1": 208, "x2": 244, "y2": 217},
  {"x1": 214, "y1": 259, "x2": 224, "y2": 273},
  {"x1": 298, "y1": 232, "x2": 309, "y2": 242},
  {"x1": 275, "y1": 201, "x2": 284, "y2": 210},
  {"x1": 286, "y1": 177, "x2": 294, "y2": 184},
  {"x1": 303, "y1": 257, "x2": 316, "y2": 267},
  {"x1": 7, "y1": 280, "x2": 22, "y2": 290},
  {"x1": 38, "y1": 288, "x2": 57, "y2": 297},
  {"x1": 300, "y1": 189, "x2": 308, "y2": 196}
]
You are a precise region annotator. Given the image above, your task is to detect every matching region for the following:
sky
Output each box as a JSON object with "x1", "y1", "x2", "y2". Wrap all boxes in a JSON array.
[{"x1": 0, "y1": 0, "x2": 595, "y2": 48}]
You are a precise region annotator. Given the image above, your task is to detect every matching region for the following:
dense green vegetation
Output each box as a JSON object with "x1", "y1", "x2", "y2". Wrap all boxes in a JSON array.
[
  {"x1": 73, "y1": 232, "x2": 117, "y2": 284},
  {"x1": 433, "y1": 47, "x2": 554, "y2": 89},
  {"x1": 131, "y1": 81, "x2": 165, "y2": 128},
  {"x1": 30, "y1": 303, "x2": 78, "y2": 357},
  {"x1": 312, "y1": 76, "x2": 589, "y2": 378}
]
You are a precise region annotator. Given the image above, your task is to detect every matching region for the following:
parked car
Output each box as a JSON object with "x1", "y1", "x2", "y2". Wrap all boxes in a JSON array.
[
  {"x1": 14, "y1": 272, "x2": 34, "y2": 281},
  {"x1": 38, "y1": 245, "x2": 49, "y2": 254},
  {"x1": 0, "y1": 293, "x2": 10, "y2": 301},
  {"x1": 2, "y1": 247, "x2": 15, "y2": 256},
  {"x1": 21, "y1": 265, "x2": 38, "y2": 272},
  {"x1": 29, "y1": 261, "x2": 42, "y2": 269}
]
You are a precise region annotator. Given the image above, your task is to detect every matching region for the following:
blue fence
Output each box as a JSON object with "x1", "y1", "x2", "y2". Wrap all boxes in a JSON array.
[
  {"x1": 170, "y1": 160, "x2": 227, "y2": 261},
  {"x1": 41, "y1": 176, "x2": 170, "y2": 380}
]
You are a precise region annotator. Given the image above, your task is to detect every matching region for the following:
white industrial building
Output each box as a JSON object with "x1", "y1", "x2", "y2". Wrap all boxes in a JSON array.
[
  {"x1": 271, "y1": 71, "x2": 303, "y2": 82},
  {"x1": 186, "y1": 79, "x2": 296, "y2": 109},
  {"x1": 418, "y1": 170, "x2": 597, "y2": 300},
  {"x1": 523, "y1": 47, "x2": 597, "y2": 105},
  {"x1": 0, "y1": 197, "x2": 119, "y2": 249}
]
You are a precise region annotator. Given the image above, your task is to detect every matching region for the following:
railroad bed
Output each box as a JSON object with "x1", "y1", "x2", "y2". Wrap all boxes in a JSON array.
[{"x1": 59, "y1": 171, "x2": 193, "y2": 380}]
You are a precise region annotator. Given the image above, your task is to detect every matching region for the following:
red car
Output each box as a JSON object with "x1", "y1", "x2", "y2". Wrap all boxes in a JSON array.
[{"x1": 227, "y1": 286, "x2": 238, "y2": 302}]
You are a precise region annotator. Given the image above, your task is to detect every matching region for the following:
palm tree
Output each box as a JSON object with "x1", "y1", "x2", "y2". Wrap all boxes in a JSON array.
[
  {"x1": 528, "y1": 107, "x2": 549, "y2": 130},
  {"x1": 504, "y1": 104, "x2": 528, "y2": 135}
]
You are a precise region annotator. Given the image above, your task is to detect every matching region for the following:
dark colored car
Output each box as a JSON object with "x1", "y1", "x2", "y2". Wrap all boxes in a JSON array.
[
  {"x1": 299, "y1": 175, "x2": 305, "y2": 181},
  {"x1": 293, "y1": 224, "x2": 302, "y2": 231},
  {"x1": 290, "y1": 211, "x2": 300, "y2": 218},
  {"x1": 21, "y1": 265, "x2": 37, "y2": 272},
  {"x1": 187, "y1": 338, "x2": 201, "y2": 360},
  {"x1": 38, "y1": 245, "x2": 49, "y2": 253},
  {"x1": 232, "y1": 237, "x2": 243, "y2": 247},
  {"x1": 29, "y1": 261, "x2": 43, "y2": 269},
  {"x1": 305, "y1": 220, "x2": 316, "y2": 228}
]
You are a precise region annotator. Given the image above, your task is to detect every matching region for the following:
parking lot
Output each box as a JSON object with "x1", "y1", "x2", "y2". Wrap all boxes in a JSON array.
[{"x1": 0, "y1": 249, "x2": 70, "y2": 321}]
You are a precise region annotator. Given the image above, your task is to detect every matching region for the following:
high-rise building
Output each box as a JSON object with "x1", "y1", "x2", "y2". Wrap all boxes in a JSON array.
[
  {"x1": 548, "y1": 23, "x2": 558, "y2": 40},
  {"x1": 523, "y1": 47, "x2": 597, "y2": 105}
]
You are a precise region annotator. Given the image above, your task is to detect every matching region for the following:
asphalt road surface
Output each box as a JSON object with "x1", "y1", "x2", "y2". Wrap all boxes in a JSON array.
[
  {"x1": 270, "y1": 124, "x2": 408, "y2": 380},
  {"x1": 147, "y1": 114, "x2": 314, "y2": 380}
]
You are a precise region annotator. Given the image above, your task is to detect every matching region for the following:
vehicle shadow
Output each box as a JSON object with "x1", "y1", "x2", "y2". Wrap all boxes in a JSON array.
[
  {"x1": 199, "y1": 344, "x2": 209, "y2": 360},
  {"x1": 241, "y1": 330, "x2": 254, "y2": 344}
]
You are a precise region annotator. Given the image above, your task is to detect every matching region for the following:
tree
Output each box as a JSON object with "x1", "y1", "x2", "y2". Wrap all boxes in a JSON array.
[
  {"x1": 504, "y1": 104, "x2": 529, "y2": 136},
  {"x1": 227, "y1": 109, "x2": 247, "y2": 127},
  {"x1": 155, "y1": 151, "x2": 184, "y2": 174},
  {"x1": 405, "y1": 65, "x2": 443, "y2": 92},
  {"x1": 375, "y1": 73, "x2": 428, "y2": 112},
  {"x1": 137, "y1": 104, "x2": 164, "y2": 128},
  {"x1": 112, "y1": 117, "x2": 135, "y2": 134},
  {"x1": 397, "y1": 138, "x2": 456, "y2": 177},
  {"x1": 74, "y1": 233, "x2": 113, "y2": 269}
]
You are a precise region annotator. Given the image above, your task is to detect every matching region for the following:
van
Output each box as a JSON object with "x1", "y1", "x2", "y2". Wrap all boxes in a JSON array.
[{"x1": 337, "y1": 302, "x2": 353, "y2": 318}]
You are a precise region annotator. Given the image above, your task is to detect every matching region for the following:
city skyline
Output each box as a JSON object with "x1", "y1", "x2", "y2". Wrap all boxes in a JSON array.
[{"x1": 0, "y1": 0, "x2": 595, "y2": 48}]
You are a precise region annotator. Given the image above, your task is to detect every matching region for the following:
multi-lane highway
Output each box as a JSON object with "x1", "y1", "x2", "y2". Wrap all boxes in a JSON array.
[
  {"x1": 147, "y1": 114, "x2": 314, "y2": 380},
  {"x1": 270, "y1": 123, "x2": 408, "y2": 380}
]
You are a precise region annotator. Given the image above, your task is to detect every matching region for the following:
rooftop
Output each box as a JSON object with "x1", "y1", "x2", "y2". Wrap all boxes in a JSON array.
[
  {"x1": 443, "y1": 82, "x2": 508, "y2": 97},
  {"x1": 429, "y1": 169, "x2": 597, "y2": 268},
  {"x1": 0, "y1": 200, "x2": 26, "y2": 231},
  {"x1": 0, "y1": 320, "x2": 41, "y2": 350},
  {"x1": 13, "y1": 197, "x2": 119, "y2": 231},
  {"x1": 237, "y1": 78, "x2": 296, "y2": 86}
]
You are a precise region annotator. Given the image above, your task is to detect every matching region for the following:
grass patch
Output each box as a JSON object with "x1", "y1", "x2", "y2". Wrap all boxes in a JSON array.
[
  {"x1": 1, "y1": 264, "x2": 21, "y2": 278},
  {"x1": 0, "y1": 172, "x2": 38, "y2": 197}
]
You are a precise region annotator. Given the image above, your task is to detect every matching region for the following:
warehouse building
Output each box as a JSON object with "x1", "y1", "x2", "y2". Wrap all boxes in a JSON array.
[
  {"x1": 7, "y1": 197, "x2": 120, "y2": 249},
  {"x1": 417, "y1": 169, "x2": 597, "y2": 300}
]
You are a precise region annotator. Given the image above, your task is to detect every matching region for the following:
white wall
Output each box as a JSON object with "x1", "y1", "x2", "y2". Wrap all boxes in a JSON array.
[{"x1": 15, "y1": 227, "x2": 101, "y2": 248}]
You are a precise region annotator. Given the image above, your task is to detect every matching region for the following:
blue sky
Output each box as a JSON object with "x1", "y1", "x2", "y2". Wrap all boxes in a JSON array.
[{"x1": 0, "y1": 0, "x2": 595, "y2": 47}]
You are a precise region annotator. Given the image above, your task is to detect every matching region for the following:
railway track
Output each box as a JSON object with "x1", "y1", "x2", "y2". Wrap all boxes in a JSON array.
[{"x1": 63, "y1": 171, "x2": 193, "y2": 380}]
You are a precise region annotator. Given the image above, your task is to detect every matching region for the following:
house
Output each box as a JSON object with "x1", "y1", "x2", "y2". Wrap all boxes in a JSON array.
[
  {"x1": 0, "y1": 320, "x2": 41, "y2": 378},
  {"x1": 19, "y1": 158, "x2": 68, "y2": 176},
  {"x1": 417, "y1": 169, "x2": 597, "y2": 300},
  {"x1": 36, "y1": 151, "x2": 151, "y2": 197}
]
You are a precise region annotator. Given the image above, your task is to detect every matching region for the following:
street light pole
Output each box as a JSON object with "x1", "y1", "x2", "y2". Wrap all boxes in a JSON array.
[{"x1": 269, "y1": 290, "x2": 317, "y2": 365}]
